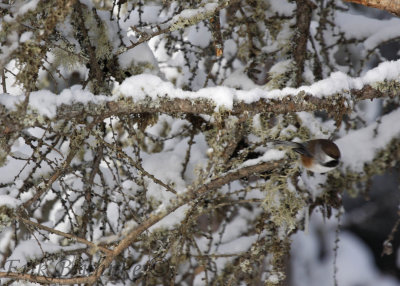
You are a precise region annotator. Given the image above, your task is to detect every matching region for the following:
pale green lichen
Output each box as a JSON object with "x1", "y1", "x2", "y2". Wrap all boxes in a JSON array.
[
  {"x1": 372, "y1": 80, "x2": 400, "y2": 97},
  {"x1": 0, "y1": 205, "x2": 15, "y2": 231},
  {"x1": 169, "y1": 2, "x2": 221, "y2": 32},
  {"x1": 265, "y1": 60, "x2": 296, "y2": 90},
  {"x1": 266, "y1": 271, "x2": 285, "y2": 285},
  {"x1": 261, "y1": 169, "x2": 306, "y2": 235},
  {"x1": 119, "y1": 62, "x2": 157, "y2": 79},
  {"x1": 84, "y1": 10, "x2": 113, "y2": 60},
  {"x1": 239, "y1": 259, "x2": 251, "y2": 273},
  {"x1": 52, "y1": 47, "x2": 83, "y2": 71},
  {"x1": 0, "y1": 143, "x2": 8, "y2": 167}
]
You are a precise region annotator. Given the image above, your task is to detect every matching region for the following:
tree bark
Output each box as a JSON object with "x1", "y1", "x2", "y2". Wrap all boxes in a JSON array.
[{"x1": 344, "y1": 0, "x2": 400, "y2": 16}]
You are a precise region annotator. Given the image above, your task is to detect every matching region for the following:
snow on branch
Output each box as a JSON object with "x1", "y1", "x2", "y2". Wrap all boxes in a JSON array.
[{"x1": 1, "y1": 60, "x2": 400, "y2": 135}]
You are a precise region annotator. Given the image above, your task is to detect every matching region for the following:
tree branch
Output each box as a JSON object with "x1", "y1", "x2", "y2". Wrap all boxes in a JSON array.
[
  {"x1": 0, "y1": 272, "x2": 96, "y2": 285},
  {"x1": 0, "y1": 158, "x2": 284, "y2": 285},
  {"x1": 344, "y1": 0, "x2": 400, "y2": 16},
  {"x1": 293, "y1": 0, "x2": 316, "y2": 86},
  {"x1": 345, "y1": 0, "x2": 400, "y2": 16},
  {"x1": 21, "y1": 147, "x2": 78, "y2": 209},
  {"x1": 17, "y1": 216, "x2": 113, "y2": 255},
  {"x1": 77, "y1": 82, "x2": 399, "y2": 121},
  {"x1": 73, "y1": 2, "x2": 106, "y2": 94},
  {"x1": 117, "y1": 0, "x2": 238, "y2": 56},
  {"x1": 90, "y1": 158, "x2": 285, "y2": 284},
  {"x1": 0, "y1": 81, "x2": 397, "y2": 140}
]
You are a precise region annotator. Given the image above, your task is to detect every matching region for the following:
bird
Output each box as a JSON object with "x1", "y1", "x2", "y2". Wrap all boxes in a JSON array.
[{"x1": 270, "y1": 139, "x2": 341, "y2": 173}]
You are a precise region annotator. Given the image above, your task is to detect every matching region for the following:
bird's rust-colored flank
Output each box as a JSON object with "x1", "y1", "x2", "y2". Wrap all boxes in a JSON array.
[{"x1": 301, "y1": 155, "x2": 313, "y2": 168}]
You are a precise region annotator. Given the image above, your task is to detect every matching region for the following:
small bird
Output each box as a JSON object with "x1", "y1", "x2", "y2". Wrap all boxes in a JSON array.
[{"x1": 270, "y1": 139, "x2": 341, "y2": 173}]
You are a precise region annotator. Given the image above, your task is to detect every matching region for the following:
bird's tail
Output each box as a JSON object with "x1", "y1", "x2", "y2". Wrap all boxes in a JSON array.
[
  {"x1": 267, "y1": 140, "x2": 301, "y2": 149},
  {"x1": 268, "y1": 140, "x2": 310, "y2": 157}
]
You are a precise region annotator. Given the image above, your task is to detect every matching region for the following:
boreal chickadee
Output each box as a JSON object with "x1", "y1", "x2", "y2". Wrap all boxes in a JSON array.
[{"x1": 270, "y1": 139, "x2": 341, "y2": 173}]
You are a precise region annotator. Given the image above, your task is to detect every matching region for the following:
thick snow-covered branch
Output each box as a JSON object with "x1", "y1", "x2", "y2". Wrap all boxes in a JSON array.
[{"x1": 1, "y1": 60, "x2": 400, "y2": 135}]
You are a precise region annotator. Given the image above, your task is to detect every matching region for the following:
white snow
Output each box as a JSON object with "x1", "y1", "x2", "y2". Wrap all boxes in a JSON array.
[
  {"x1": 291, "y1": 210, "x2": 400, "y2": 286},
  {"x1": 149, "y1": 204, "x2": 189, "y2": 231},
  {"x1": 117, "y1": 59, "x2": 400, "y2": 106},
  {"x1": 364, "y1": 25, "x2": 400, "y2": 51},
  {"x1": 0, "y1": 93, "x2": 20, "y2": 110},
  {"x1": 14, "y1": 0, "x2": 40, "y2": 17},
  {"x1": 117, "y1": 41, "x2": 158, "y2": 70},
  {"x1": 19, "y1": 31, "x2": 33, "y2": 43},
  {"x1": 336, "y1": 11, "x2": 400, "y2": 52},
  {"x1": 335, "y1": 12, "x2": 400, "y2": 40},
  {"x1": 186, "y1": 22, "x2": 211, "y2": 48},
  {"x1": 268, "y1": 0, "x2": 295, "y2": 16},
  {"x1": 29, "y1": 86, "x2": 108, "y2": 118},
  {"x1": 107, "y1": 202, "x2": 120, "y2": 230},
  {"x1": 117, "y1": 74, "x2": 236, "y2": 110},
  {"x1": 0, "y1": 195, "x2": 21, "y2": 209},
  {"x1": 240, "y1": 149, "x2": 285, "y2": 167},
  {"x1": 6, "y1": 240, "x2": 83, "y2": 270},
  {"x1": 337, "y1": 108, "x2": 400, "y2": 171}
]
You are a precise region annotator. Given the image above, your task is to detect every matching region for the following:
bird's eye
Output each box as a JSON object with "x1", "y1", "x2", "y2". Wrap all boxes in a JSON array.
[{"x1": 323, "y1": 160, "x2": 339, "y2": 167}]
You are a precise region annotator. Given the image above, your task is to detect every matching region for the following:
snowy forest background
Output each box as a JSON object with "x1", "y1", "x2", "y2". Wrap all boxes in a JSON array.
[{"x1": 0, "y1": 0, "x2": 400, "y2": 285}]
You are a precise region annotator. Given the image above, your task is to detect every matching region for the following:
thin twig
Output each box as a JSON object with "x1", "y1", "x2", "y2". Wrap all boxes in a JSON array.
[
  {"x1": 98, "y1": 136, "x2": 177, "y2": 194},
  {"x1": 1, "y1": 68, "x2": 7, "y2": 93},
  {"x1": 17, "y1": 216, "x2": 113, "y2": 255}
]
